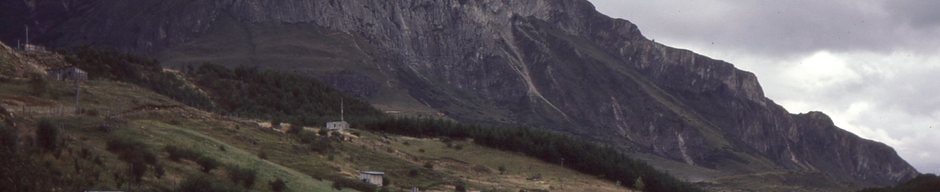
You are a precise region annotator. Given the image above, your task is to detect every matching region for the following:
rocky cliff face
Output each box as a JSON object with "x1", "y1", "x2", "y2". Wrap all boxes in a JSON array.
[{"x1": 1, "y1": 0, "x2": 919, "y2": 189}]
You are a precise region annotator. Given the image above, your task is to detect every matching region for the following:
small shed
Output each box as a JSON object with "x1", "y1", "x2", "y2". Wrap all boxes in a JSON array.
[
  {"x1": 326, "y1": 121, "x2": 348, "y2": 131},
  {"x1": 47, "y1": 66, "x2": 88, "y2": 81},
  {"x1": 23, "y1": 44, "x2": 48, "y2": 53},
  {"x1": 359, "y1": 171, "x2": 384, "y2": 186}
]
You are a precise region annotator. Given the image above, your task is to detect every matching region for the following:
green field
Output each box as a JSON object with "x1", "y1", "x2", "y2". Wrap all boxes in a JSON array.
[{"x1": 1, "y1": 76, "x2": 632, "y2": 191}]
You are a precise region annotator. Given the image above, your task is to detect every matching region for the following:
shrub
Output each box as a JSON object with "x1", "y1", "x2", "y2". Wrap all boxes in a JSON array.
[
  {"x1": 269, "y1": 178, "x2": 287, "y2": 192},
  {"x1": 423, "y1": 162, "x2": 434, "y2": 169},
  {"x1": 36, "y1": 119, "x2": 59, "y2": 151},
  {"x1": 196, "y1": 156, "x2": 220, "y2": 173},
  {"x1": 0, "y1": 124, "x2": 16, "y2": 148},
  {"x1": 308, "y1": 138, "x2": 334, "y2": 154},
  {"x1": 258, "y1": 151, "x2": 268, "y2": 159},
  {"x1": 287, "y1": 124, "x2": 303, "y2": 135},
  {"x1": 227, "y1": 166, "x2": 257, "y2": 188},
  {"x1": 498, "y1": 165, "x2": 507, "y2": 174},
  {"x1": 106, "y1": 138, "x2": 158, "y2": 182},
  {"x1": 179, "y1": 176, "x2": 239, "y2": 192},
  {"x1": 128, "y1": 160, "x2": 148, "y2": 182},
  {"x1": 29, "y1": 77, "x2": 48, "y2": 97},
  {"x1": 331, "y1": 180, "x2": 343, "y2": 190},
  {"x1": 455, "y1": 181, "x2": 467, "y2": 192},
  {"x1": 408, "y1": 169, "x2": 419, "y2": 177},
  {"x1": 331, "y1": 177, "x2": 377, "y2": 192},
  {"x1": 165, "y1": 145, "x2": 199, "y2": 162},
  {"x1": 154, "y1": 164, "x2": 165, "y2": 179}
]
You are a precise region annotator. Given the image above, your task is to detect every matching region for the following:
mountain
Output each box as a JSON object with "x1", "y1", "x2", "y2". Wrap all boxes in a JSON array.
[{"x1": 1, "y1": 0, "x2": 919, "y2": 190}]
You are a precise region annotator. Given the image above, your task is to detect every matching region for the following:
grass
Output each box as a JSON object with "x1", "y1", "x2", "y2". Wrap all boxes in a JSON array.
[
  {"x1": 127, "y1": 120, "x2": 335, "y2": 191},
  {"x1": 2, "y1": 77, "x2": 636, "y2": 191},
  {"x1": 355, "y1": 132, "x2": 631, "y2": 192}
]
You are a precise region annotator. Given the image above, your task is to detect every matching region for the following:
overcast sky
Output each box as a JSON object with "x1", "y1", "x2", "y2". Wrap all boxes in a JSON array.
[{"x1": 588, "y1": 0, "x2": 940, "y2": 174}]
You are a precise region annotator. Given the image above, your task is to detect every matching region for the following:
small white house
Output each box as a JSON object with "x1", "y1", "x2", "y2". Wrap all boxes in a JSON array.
[
  {"x1": 359, "y1": 171, "x2": 384, "y2": 186},
  {"x1": 326, "y1": 121, "x2": 348, "y2": 131}
]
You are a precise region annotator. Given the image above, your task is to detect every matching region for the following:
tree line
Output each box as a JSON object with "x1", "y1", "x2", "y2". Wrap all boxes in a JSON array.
[
  {"x1": 859, "y1": 174, "x2": 940, "y2": 192},
  {"x1": 358, "y1": 117, "x2": 703, "y2": 192},
  {"x1": 65, "y1": 47, "x2": 215, "y2": 109},
  {"x1": 64, "y1": 48, "x2": 380, "y2": 127},
  {"x1": 187, "y1": 64, "x2": 382, "y2": 125}
]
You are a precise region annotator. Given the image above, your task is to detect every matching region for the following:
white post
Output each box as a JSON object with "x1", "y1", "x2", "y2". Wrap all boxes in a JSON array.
[{"x1": 75, "y1": 80, "x2": 80, "y2": 114}]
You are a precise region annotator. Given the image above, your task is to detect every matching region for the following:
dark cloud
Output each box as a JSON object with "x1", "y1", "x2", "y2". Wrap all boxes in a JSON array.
[
  {"x1": 589, "y1": 0, "x2": 940, "y2": 58},
  {"x1": 885, "y1": 0, "x2": 940, "y2": 29}
]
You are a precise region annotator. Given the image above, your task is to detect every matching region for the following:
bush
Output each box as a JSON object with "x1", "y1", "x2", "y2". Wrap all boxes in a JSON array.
[
  {"x1": 408, "y1": 169, "x2": 419, "y2": 177},
  {"x1": 36, "y1": 119, "x2": 59, "y2": 151},
  {"x1": 287, "y1": 124, "x2": 303, "y2": 135},
  {"x1": 0, "y1": 124, "x2": 16, "y2": 149},
  {"x1": 106, "y1": 138, "x2": 158, "y2": 182},
  {"x1": 196, "y1": 156, "x2": 220, "y2": 173},
  {"x1": 331, "y1": 180, "x2": 343, "y2": 190},
  {"x1": 269, "y1": 178, "x2": 287, "y2": 192},
  {"x1": 331, "y1": 177, "x2": 378, "y2": 191},
  {"x1": 307, "y1": 138, "x2": 334, "y2": 154},
  {"x1": 634, "y1": 177, "x2": 646, "y2": 191},
  {"x1": 227, "y1": 166, "x2": 257, "y2": 188},
  {"x1": 128, "y1": 160, "x2": 148, "y2": 182},
  {"x1": 29, "y1": 77, "x2": 48, "y2": 97},
  {"x1": 455, "y1": 181, "x2": 467, "y2": 192},
  {"x1": 154, "y1": 164, "x2": 165, "y2": 179},
  {"x1": 423, "y1": 162, "x2": 434, "y2": 169},
  {"x1": 165, "y1": 145, "x2": 199, "y2": 162},
  {"x1": 179, "y1": 176, "x2": 239, "y2": 192}
]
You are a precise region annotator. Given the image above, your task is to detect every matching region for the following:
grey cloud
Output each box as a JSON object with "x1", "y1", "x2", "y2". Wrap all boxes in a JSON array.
[
  {"x1": 885, "y1": 0, "x2": 940, "y2": 29},
  {"x1": 589, "y1": 0, "x2": 940, "y2": 58}
]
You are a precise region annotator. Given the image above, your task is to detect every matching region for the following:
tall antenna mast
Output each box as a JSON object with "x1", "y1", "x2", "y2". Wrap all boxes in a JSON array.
[
  {"x1": 340, "y1": 98, "x2": 345, "y2": 121},
  {"x1": 25, "y1": 25, "x2": 29, "y2": 45}
]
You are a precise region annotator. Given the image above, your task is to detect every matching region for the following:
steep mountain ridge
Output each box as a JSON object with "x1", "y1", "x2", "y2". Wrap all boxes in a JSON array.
[{"x1": 0, "y1": 0, "x2": 918, "y2": 190}]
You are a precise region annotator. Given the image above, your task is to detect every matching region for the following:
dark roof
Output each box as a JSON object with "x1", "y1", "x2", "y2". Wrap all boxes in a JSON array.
[{"x1": 360, "y1": 171, "x2": 385, "y2": 175}]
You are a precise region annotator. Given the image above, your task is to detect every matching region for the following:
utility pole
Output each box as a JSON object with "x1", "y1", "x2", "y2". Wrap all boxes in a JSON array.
[{"x1": 74, "y1": 79, "x2": 81, "y2": 114}]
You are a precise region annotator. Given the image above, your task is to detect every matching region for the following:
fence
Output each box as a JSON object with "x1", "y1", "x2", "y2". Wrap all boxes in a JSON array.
[{"x1": 7, "y1": 105, "x2": 78, "y2": 117}]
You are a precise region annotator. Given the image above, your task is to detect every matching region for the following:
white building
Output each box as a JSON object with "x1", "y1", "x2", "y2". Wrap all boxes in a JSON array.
[
  {"x1": 359, "y1": 171, "x2": 384, "y2": 187},
  {"x1": 47, "y1": 66, "x2": 88, "y2": 81},
  {"x1": 326, "y1": 121, "x2": 348, "y2": 131}
]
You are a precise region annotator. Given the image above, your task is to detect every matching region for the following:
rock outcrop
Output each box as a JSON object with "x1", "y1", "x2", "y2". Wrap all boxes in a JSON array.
[{"x1": 0, "y1": 0, "x2": 919, "y2": 189}]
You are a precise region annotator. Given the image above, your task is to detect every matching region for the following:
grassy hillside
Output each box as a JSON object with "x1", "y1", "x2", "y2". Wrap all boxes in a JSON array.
[{"x1": 0, "y1": 75, "x2": 634, "y2": 191}]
